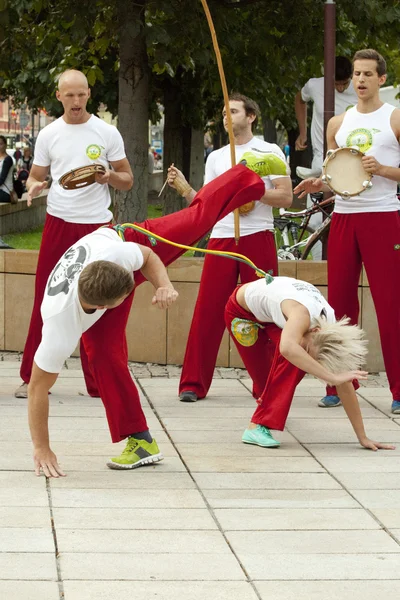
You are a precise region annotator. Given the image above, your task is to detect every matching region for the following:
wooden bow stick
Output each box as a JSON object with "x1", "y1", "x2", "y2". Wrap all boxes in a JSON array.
[{"x1": 200, "y1": 0, "x2": 240, "y2": 245}]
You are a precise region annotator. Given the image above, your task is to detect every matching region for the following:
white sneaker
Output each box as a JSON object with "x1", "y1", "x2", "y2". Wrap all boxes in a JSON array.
[
  {"x1": 14, "y1": 382, "x2": 28, "y2": 398},
  {"x1": 296, "y1": 166, "x2": 322, "y2": 179}
]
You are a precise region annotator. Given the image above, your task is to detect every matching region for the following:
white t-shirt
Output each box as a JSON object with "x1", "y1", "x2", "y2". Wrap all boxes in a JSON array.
[
  {"x1": 34, "y1": 228, "x2": 143, "y2": 373},
  {"x1": 33, "y1": 115, "x2": 126, "y2": 224},
  {"x1": 334, "y1": 103, "x2": 400, "y2": 213},
  {"x1": 204, "y1": 138, "x2": 289, "y2": 238},
  {"x1": 301, "y1": 77, "x2": 358, "y2": 160},
  {"x1": 244, "y1": 277, "x2": 336, "y2": 329}
]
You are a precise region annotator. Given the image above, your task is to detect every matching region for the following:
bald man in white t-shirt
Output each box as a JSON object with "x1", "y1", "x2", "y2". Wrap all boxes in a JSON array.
[
  {"x1": 16, "y1": 69, "x2": 133, "y2": 399},
  {"x1": 224, "y1": 277, "x2": 394, "y2": 452}
]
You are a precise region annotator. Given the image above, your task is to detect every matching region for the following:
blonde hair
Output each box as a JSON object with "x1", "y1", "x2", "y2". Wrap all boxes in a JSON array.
[{"x1": 312, "y1": 317, "x2": 368, "y2": 373}]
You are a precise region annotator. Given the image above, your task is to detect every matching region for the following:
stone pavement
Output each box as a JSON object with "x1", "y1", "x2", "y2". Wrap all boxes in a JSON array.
[{"x1": 1, "y1": 354, "x2": 399, "y2": 599}]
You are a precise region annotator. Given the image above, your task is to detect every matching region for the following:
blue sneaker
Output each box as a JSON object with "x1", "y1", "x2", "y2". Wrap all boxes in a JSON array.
[
  {"x1": 242, "y1": 425, "x2": 280, "y2": 448},
  {"x1": 391, "y1": 401, "x2": 400, "y2": 414},
  {"x1": 318, "y1": 395, "x2": 342, "y2": 408}
]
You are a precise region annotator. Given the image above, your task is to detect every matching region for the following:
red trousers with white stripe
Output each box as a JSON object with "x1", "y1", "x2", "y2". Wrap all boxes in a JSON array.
[
  {"x1": 179, "y1": 231, "x2": 278, "y2": 399},
  {"x1": 326, "y1": 211, "x2": 400, "y2": 400},
  {"x1": 225, "y1": 290, "x2": 305, "y2": 430},
  {"x1": 24, "y1": 165, "x2": 265, "y2": 441}
]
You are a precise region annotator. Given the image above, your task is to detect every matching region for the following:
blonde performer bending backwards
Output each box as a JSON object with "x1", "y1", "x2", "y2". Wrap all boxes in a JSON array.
[{"x1": 224, "y1": 276, "x2": 395, "y2": 451}]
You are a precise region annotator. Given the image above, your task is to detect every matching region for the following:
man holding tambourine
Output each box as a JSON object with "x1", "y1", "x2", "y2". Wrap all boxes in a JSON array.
[
  {"x1": 15, "y1": 69, "x2": 134, "y2": 399},
  {"x1": 295, "y1": 49, "x2": 400, "y2": 414}
]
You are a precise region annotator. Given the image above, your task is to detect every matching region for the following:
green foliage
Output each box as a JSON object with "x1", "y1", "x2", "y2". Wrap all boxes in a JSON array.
[{"x1": 1, "y1": 0, "x2": 400, "y2": 133}]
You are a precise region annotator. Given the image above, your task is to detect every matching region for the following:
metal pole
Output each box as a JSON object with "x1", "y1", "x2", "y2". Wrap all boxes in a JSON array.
[
  {"x1": 322, "y1": 1, "x2": 336, "y2": 260},
  {"x1": 323, "y1": 0, "x2": 336, "y2": 158}
]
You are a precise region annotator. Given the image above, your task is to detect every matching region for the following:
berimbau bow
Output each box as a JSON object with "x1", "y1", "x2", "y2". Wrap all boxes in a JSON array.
[{"x1": 200, "y1": 0, "x2": 241, "y2": 244}]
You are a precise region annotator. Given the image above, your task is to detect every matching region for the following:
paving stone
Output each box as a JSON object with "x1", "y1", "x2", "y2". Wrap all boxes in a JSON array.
[
  {"x1": 147, "y1": 365, "x2": 169, "y2": 377},
  {"x1": 60, "y1": 552, "x2": 245, "y2": 580},
  {"x1": 0, "y1": 507, "x2": 51, "y2": 527},
  {"x1": 193, "y1": 472, "x2": 341, "y2": 490},
  {"x1": 227, "y1": 530, "x2": 399, "y2": 554},
  {"x1": 214, "y1": 508, "x2": 379, "y2": 531},
  {"x1": 0, "y1": 553, "x2": 57, "y2": 580},
  {"x1": 0, "y1": 527, "x2": 55, "y2": 552},
  {"x1": 243, "y1": 553, "x2": 400, "y2": 580},
  {"x1": 184, "y1": 456, "x2": 324, "y2": 473},
  {"x1": 203, "y1": 489, "x2": 359, "y2": 509},
  {"x1": 0, "y1": 582, "x2": 59, "y2": 600},
  {"x1": 49, "y1": 471, "x2": 193, "y2": 489},
  {"x1": 56, "y1": 529, "x2": 230, "y2": 553},
  {"x1": 255, "y1": 581, "x2": 400, "y2": 599},
  {"x1": 52, "y1": 508, "x2": 217, "y2": 530},
  {"x1": 63, "y1": 581, "x2": 259, "y2": 600},
  {"x1": 50, "y1": 489, "x2": 205, "y2": 509}
]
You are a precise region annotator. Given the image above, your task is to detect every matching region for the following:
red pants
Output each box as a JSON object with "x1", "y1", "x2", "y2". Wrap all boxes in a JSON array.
[
  {"x1": 224, "y1": 290, "x2": 305, "y2": 430},
  {"x1": 27, "y1": 165, "x2": 266, "y2": 442},
  {"x1": 326, "y1": 211, "x2": 400, "y2": 400},
  {"x1": 179, "y1": 229, "x2": 278, "y2": 399}
]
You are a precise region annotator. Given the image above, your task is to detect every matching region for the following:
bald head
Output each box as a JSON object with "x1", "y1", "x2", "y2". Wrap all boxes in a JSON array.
[
  {"x1": 56, "y1": 69, "x2": 91, "y2": 124},
  {"x1": 57, "y1": 69, "x2": 89, "y2": 92}
]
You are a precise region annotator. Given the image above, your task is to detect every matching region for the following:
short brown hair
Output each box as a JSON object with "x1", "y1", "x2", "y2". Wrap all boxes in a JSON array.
[
  {"x1": 228, "y1": 93, "x2": 260, "y2": 131},
  {"x1": 353, "y1": 49, "x2": 387, "y2": 76},
  {"x1": 78, "y1": 260, "x2": 134, "y2": 306}
]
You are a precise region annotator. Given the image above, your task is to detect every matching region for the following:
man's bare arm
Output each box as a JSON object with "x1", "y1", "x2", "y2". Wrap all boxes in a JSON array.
[
  {"x1": 96, "y1": 158, "x2": 133, "y2": 190},
  {"x1": 295, "y1": 91, "x2": 308, "y2": 150},
  {"x1": 279, "y1": 305, "x2": 366, "y2": 385},
  {"x1": 28, "y1": 363, "x2": 65, "y2": 477},
  {"x1": 137, "y1": 245, "x2": 179, "y2": 309},
  {"x1": 259, "y1": 177, "x2": 292, "y2": 208}
]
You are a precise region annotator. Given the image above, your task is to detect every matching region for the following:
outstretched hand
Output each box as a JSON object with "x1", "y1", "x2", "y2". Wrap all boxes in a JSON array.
[
  {"x1": 293, "y1": 177, "x2": 323, "y2": 199},
  {"x1": 27, "y1": 181, "x2": 47, "y2": 207},
  {"x1": 33, "y1": 447, "x2": 66, "y2": 478},
  {"x1": 359, "y1": 438, "x2": 396, "y2": 451},
  {"x1": 329, "y1": 370, "x2": 368, "y2": 387}
]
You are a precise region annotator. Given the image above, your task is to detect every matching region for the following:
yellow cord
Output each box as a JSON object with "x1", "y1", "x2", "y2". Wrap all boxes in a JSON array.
[{"x1": 118, "y1": 222, "x2": 267, "y2": 278}]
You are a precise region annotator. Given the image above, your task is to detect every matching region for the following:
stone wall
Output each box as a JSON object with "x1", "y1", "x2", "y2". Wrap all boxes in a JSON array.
[
  {"x1": 0, "y1": 252, "x2": 383, "y2": 372},
  {"x1": 0, "y1": 192, "x2": 48, "y2": 235}
]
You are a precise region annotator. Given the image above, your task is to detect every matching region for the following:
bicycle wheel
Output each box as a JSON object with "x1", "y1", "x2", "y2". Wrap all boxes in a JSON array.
[{"x1": 300, "y1": 219, "x2": 331, "y2": 260}]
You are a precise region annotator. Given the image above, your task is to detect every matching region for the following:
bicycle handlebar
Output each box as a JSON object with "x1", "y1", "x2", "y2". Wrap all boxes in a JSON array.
[{"x1": 279, "y1": 195, "x2": 335, "y2": 219}]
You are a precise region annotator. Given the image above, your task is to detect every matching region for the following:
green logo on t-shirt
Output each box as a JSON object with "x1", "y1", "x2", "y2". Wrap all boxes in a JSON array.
[
  {"x1": 346, "y1": 128, "x2": 380, "y2": 152},
  {"x1": 86, "y1": 144, "x2": 102, "y2": 160}
]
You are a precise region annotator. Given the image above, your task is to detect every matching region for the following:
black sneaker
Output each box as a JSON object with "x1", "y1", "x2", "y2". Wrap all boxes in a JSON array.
[{"x1": 179, "y1": 390, "x2": 198, "y2": 402}]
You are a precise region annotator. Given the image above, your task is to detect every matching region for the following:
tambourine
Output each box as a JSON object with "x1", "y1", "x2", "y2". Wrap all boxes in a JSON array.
[
  {"x1": 321, "y1": 147, "x2": 372, "y2": 198},
  {"x1": 58, "y1": 164, "x2": 106, "y2": 190}
]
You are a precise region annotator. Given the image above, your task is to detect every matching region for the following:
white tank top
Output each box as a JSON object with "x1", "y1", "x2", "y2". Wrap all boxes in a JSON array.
[{"x1": 334, "y1": 103, "x2": 400, "y2": 213}]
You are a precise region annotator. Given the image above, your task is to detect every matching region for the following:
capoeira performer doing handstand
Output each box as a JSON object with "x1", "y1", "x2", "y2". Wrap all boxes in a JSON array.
[
  {"x1": 28, "y1": 153, "x2": 277, "y2": 478},
  {"x1": 225, "y1": 276, "x2": 395, "y2": 451}
]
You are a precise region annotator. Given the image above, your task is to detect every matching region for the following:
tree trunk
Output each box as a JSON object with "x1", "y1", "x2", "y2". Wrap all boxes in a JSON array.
[
  {"x1": 189, "y1": 128, "x2": 204, "y2": 192},
  {"x1": 262, "y1": 116, "x2": 277, "y2": 143},
  {"x1": 163, "y1": 79, "x2": 185, "y2": 215},
  {"x1": 116, "y1": 0, "x2": 149, "y2": 223}
]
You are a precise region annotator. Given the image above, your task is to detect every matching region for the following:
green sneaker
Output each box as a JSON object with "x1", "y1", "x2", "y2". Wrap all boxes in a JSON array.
[
  {"x1": 240, "y1": 150, "x2": 287, "y2": 177},
  {"x1": 242, "y1": 425, "x2": 280, "y2": 448},
  {"x1": 107, "y1": 437, "x2": 163, "y2": 470}
]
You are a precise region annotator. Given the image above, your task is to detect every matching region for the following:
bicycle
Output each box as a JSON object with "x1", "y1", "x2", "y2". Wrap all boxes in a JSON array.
[{"x1": 274, "y1": 194, "x2": 334, "y2": 260}]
